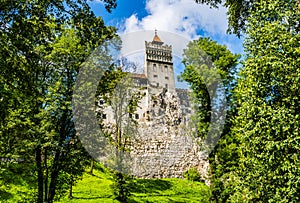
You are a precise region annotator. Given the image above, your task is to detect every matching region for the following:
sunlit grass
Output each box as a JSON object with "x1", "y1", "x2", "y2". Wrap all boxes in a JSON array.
[
  {"x1": 1, "y1": 162, "x2": 211, "y2": 203},
  {"x1": 58, "y1": 163, "x2": 211, "y2": 203}
]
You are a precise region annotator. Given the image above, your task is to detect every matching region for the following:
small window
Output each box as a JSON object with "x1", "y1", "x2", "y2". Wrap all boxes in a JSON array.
[
  {"x1": 165, "y1": 76, "x2": 169, "y2": 80},
  {"x1": 165, "y1": 84, "x2": 168, "y2": 88},
  {"x1": 157, "y1": 83, "x2": 159, "y2": 87},
  {"x1": 154, "y1": 75, "x2": 158, "y2": 78},
  {"x1": 135, "y1": 114, "x2": 139, "y2": 119},
  {"x1": 165, "y1": 66, "x2": 168, "y2": 72},
  {"x1": 99, "y1": 100, "x2": 104, "y2": 105},
  {"x1": 102, "y1": 114, "x2": 107, "y2": 119},
  {"x1": 153, "y1": 64, "x2": 157, "y2": 72}
]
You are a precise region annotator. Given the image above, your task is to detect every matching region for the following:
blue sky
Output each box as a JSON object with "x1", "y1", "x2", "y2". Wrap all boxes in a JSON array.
[
  {"x1": 89, "y1": 0, "x2": 243, "y2": 89},
  {"x1": 89, "y1": 0, "x2": 243, "y2": 55},
  {"x1": 90, "y1": 0, "x2": 148, "y2": 26}
]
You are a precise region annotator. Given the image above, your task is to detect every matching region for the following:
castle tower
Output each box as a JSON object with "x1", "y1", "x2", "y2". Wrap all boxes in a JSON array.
[{"x1": 144, "y1": 30, "x2": 175, "y2": 93}]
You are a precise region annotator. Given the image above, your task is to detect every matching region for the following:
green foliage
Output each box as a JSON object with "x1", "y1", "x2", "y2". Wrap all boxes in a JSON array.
[
  {"x1": 183, "y1": 167, "x2": 202, "y2": 182},
  {"x1": 110, "y1": 172, "x2": 132, "y2": 202},
  {"x1": 181, "y1": 37, "x2": 240, "y2": 202},
  {"x1": 0, "y1": 0, "x2": 117, "y2": 202},
  {"x1": 0, "y1": 163, "x2": 37, "y2": 203},
  {"x1": 220, "y1": 1, "x2": 300, "y2": 202},
  {"x1": 182, "y1": 37, "x2": 239, "y2": 138},
  {"x1": 194, "y1": 0, "x2": 255, "y2": 36},
  {"x1": 95, "y1": 61, "x2": 146, "y2": 202}
]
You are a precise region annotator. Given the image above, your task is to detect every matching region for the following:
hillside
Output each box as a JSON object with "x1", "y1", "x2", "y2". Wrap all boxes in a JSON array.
[
  {"x1": 58, "y1": 163, "x2": 212, "y2": 203},
  {"x1": 1, "y1": 163, "x2": 211, "y2": 203}
]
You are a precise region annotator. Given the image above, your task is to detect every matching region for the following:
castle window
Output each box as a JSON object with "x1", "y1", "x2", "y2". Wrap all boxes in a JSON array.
[
  {"x1": 153, "y1": 64, "x2": 157, "y2": 72},
  {"x1": 157, "y1": 83, "x2": 159, "y2": 87},
  {"x1": 165, "y1": 65, "x2": 168, "y2": 72},
  {"x1": 165, "y1": 76, "x2": 169, "y2": 80},
  {"x1": 135, "y1": 114, "x2": 139, "y2": 119},
  {"x1": 165, "y1": 84, "x2": 168, "y2": 88},
  {"x1": 154, "y1": 74, "x2": 158, "y2": 78},
  {"x1": 99, "y1": 100, "x2": 104, "y2": 105},
  {"x1": 102, "y1": 114, "x2": 107, "y2": 119}
]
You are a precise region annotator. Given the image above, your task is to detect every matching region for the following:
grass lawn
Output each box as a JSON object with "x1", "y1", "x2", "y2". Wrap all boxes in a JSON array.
[
  {"x1": 0, "y1": 163, "x2": 37, "y2": 203},
  {"x1": 1, "y1": 163, "x2": 211, "y2": 202},
  {"x1": 58, "y1": 164, "x2": 211, "y2": 203}
]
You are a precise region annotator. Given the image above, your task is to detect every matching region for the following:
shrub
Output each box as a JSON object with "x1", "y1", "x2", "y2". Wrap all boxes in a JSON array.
[{"x1": 183, "y1": 167, "x2": 201, "y2": 182}]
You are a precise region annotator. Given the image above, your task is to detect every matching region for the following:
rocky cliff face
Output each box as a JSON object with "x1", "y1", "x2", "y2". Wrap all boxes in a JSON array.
[
  {"x1": 98, "y1": 88, "x2": 210, "y2": 185},
  {"x1": 128, "y1": 89, "x2": 210, "y2": 185}
]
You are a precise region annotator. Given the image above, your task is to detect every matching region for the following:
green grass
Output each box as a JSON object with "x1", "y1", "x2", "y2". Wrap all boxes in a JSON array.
[
  {"x1": 58, "y1": 164, "x2": 211, "y2": 203},
  {"x1": 1, "y1": 163, "x2": 211, "y2": 202},
  {"x1": 0, "y1": 163, "x2": 37, "y2": 203},
  {"x1": 58, "y1": 164, "x2": 116, "y2": 203}
]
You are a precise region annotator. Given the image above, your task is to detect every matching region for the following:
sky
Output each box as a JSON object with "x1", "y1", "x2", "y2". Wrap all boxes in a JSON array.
[
  {"x1": 89, "y1": 0, "x2": 243, "y2": 54},
  {"x1": 88, "y1": 0, "x2": 244, "y2": 88}
]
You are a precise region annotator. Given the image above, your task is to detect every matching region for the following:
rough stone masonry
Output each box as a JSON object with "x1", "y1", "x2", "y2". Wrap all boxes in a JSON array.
[{"x1": 97, "y1": 31, "x2": 210, "y2": 185}]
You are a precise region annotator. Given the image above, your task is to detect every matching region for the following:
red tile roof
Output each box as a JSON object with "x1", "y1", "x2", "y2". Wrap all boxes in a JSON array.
[{"x1": 131, "y1": 73, "x2": 147, "y2": 79}]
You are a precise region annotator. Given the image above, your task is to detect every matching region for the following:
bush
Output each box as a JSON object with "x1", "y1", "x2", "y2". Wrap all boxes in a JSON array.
[
  {"x1": 183, "y1": 167, "x2": 201, "y2": 182},
  {"x1": 111, "y1": 172, "x2": 132, "y2": 202}
]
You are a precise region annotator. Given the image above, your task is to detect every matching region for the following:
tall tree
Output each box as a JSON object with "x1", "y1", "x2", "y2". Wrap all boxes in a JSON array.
[
  {"x1": 225, "y1": 1, "x2": 300, "y2": 202},
  {"x1": 0, "y1": 1, "x2": 117, "y2": 202},
  {"x1": 95, "y1": 66, "x2": 144, "y2": 203},
  {"x1": 181, "y1": 37, "x2": 240, "y2": 201},
  {"x1": 182, "y1": 37, "x2": 239, "y2": 138}
]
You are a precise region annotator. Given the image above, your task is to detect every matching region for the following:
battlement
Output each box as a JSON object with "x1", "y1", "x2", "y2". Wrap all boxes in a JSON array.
[{"x1": 145, "y1": 42, "x2": 172, "y2": 63}]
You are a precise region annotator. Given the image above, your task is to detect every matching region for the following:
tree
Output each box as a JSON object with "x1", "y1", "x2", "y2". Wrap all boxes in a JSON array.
[
  {"x1": 225, "y1": 1, "x2": 300, "y2": 201},
  {"x1": 182, "y1": 37, "x2": 239, "y2": 138},
  {"x1": 181, "y1": 37, "x2": 240, "y2": 201},
  {"x1": 195, "y1": 0, "x2": 255, "y2": 37},
  {"x1": 0, "y1": 1, "x2": 117, "y2": 202},
  {"x1": 95, "y1": 65, "x2": 145, "y2": 202}
]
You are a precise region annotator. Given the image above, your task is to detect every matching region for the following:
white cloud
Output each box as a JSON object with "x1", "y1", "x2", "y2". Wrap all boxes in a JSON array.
[
  {"x1": 122, "y1": 0, "x2": 228, "y2": 39},
  {"x1": 118, "y1": 0, "x2": 243, "y2": 55},
  {"x1": 117, "y1": 0, "x2": 243, "y2": 88}
]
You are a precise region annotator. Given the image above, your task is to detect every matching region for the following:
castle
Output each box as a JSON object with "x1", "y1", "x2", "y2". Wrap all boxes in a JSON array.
[
  {"x1": 97, "y1": 31, "x2": 209, "y2": 183},
  {"x1": 101, "y1": 30, "x2": 191, "y2": 124}
]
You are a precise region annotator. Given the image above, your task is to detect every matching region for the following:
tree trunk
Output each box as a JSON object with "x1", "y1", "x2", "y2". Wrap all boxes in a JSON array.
[
  {"x1": 44, "y1": 148, "x2": 48, "y2": 202},
  {"x1": 68, "y1": 180, "x2": 73, "y2": 199},
  {"x1": 89, "y1": 159, "x2": 94, "y2": 175},
  {"x1": 36, "y1": 147, "x2": 43, "y2": 203},
  {"x1": 48, "y1": 107, "x2": 68, "y2": 202},
  {"x1": 47, "y1": 150, "x2": 61, "y2": 203}
]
